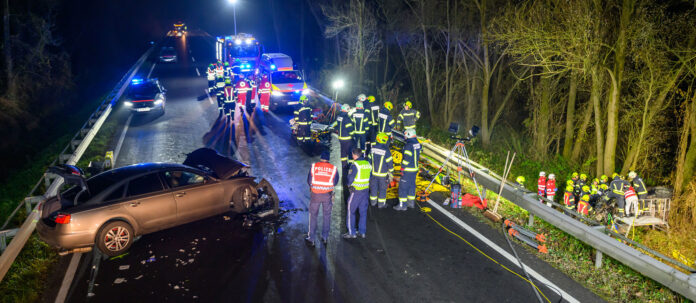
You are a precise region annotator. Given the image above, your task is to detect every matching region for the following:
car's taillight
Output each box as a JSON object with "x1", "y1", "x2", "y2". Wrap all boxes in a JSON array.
[{"x1": 55, "y1": 213, "x2": 71, "y2": 224}]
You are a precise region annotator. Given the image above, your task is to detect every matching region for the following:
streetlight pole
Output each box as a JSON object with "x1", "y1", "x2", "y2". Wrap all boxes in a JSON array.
[
  {"x1": 332, "y1": 79, "x2": 344, "y2": 103},
  {"x1": 230, "y1": 0, "x2": 238, "y2": 35}
]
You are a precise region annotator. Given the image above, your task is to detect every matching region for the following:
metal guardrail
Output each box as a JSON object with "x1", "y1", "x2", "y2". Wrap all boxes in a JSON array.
[
  {"x1": 0, "y1": 47, "x2": 154, "y2": 283},
  {"x1": 391, "y1": 131, "x2": 696, "y2": 300}
]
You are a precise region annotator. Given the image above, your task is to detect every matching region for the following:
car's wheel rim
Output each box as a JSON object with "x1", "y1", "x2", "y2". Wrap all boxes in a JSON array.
[
  {"x1": 104, "y1": 226, "x2": 130, "y2": 252},
  {"x1": 243, "y1": 187, "x2": 252, "y2": 209}
]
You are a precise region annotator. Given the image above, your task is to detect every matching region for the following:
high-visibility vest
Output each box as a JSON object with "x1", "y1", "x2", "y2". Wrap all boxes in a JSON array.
[
  {"x1": 625, "y1": 187, "x2": 637, "y2": 199},
  {"x1": 398, "y1": 109, "x2": 420, "y2": 129},
  {"x1": 610, "y1": 179, "x2": 624, "y2": 195},
  {"x1": 577, "y1": 200, "x2": 590, "y2": 215},
  {"x1": 351, "y1": 160, "x2": 372, "y2": 190},
  {"x1": 352, "y1": 110, "x2": 369, "y2": 134},
  {"x1": 545, "y1": 179, "x2": 556, "y2": 196},
  {"x1": 564, "y1": 191, "x2": 575, "y2": 209},
  {"x1": 537, "y1": 177, "x2": 546, "y2": 195},
  {"x1": 259, "y1": 80, "x2": 271, "y2": 94},
  {"x1": 332, "y1": 113, "x2": 354, "y2": 140},
  {"x1": 369, "y1": 103, "x2": 380, "y2": 126},
  {"x1": 207, "y1": 68, "x2": 216, "y2": 80},
  {"x1": 377, "y1": 108, "x2": 394, "y2": 133},
  {"x1": 310, "y1": 162, "x2": 337, "y2": 194},
  {"x1": 215, "y1": 66, "x2": 224, "y2": 77},
  {"x1": 401, "y1": 138, "x2": 421, "y2": 172},
  {"x1": 224, "y1": 86, "x2": 234, "y2": 102}
]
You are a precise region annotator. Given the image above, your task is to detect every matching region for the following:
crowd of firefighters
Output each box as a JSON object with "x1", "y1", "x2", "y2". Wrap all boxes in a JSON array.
[
  {"x1": 206, "y1": 60, "x2": 273, "y2": 124},
  {"x1": 516, "y1": 170, "x2": 649, "y2": 218},
  {"x1": 304, "y1": 94, "x2": 421, "y2": 245}
]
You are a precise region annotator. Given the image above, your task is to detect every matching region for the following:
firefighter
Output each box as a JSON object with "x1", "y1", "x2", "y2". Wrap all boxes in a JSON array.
[
  {"x1": 258, "y1": 74, "x2": 271, "y2": 113},
  {"x1": 628, "y1": 171, "x2": 648, "y2": 212},
  {"x1": 545, "y1": 174, "x2": 557, "y2": 207},
  {"x1": 305, "y1": 150, "x2": 339, "y2": 246},
  {"x1": 369, "y1": 132, "x2": 393, "y2": 209},
  {"x1": 589, "y1": 178, "x2": 601, "y2": 207},
  {"x1": 397, "y1": 99, "x2": 421, "y2": 131},
  {"x1": 248, "y1": 74, "x2": 257, "y2": 112},
  {"x1": 377, "y1": 101, "x2": 396, "y2": 137},
  {"x1": 351, "y1": 99, "x2": 370, "y2": 153},
  {"x1": 395, "y1": 128, "x2": 421, "y2": 210},
  {"x1": 223, "y1": 78, "x2": 235, "y2": 121},
  {"x1": 608, "y1": 173, "x2": 628, "y2": 217},
  {"x1": 537, "y1": 171, "x2": 546, "y2": 203},
  {"x1": 600, "y1": 174, "x2": 609, "y2": 187},
  {"x1": 294, "y1": 96, "x2": 312, "y2": 144},
  {"x1": 223, "y1": 62, "x2": 231, "y2": 77},
  {"x1": 215, "y1": 70, "x2": 226, "y2": 111},
  {"x1": 344, "y1": 148, "x2": 372, "y2": 239},
  {"x1": 571, "y1": 172, "x2": 580, "y2": 199},
  {"x1": 330, "y1": 104, "x2": 355, "y2": 173},
  {"x1": 563, "y1": 185, "x2": 576, "y2": 210},
  {"x1": 235, "y1": 75, "x2": 251, "y2": 112},
  {"x1": 515, "y1": 176, "x2": 526, "y2": 187},
  {"x1": 367, "y1": 95, "x2": 379, "y2": 145},
  {"x1": 206, "y1": 64, "x2": 216, "y2": 93},
  {"x1": 577, "y1": 194, "x2": 592, "y2": 216}
]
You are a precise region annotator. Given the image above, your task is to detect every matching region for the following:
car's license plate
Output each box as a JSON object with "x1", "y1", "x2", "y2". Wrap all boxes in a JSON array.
[{"x1": 136, "y1": 108, "x2": 151, "y2": 112}]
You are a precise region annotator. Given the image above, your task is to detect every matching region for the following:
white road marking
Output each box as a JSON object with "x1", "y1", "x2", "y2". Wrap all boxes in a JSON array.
[
  {"x1": 195, "y1": 67, "x2": 200, "y2": 77},
  {"x1": 112, "y1": 113, "x2": 133, "y2": 166},
  {"x1": 54, "y1": 253, "x2": 82, "y2": 303},
  {"x1": 204, "y1": 89, "x2": 214, "y2": 104},
  {"x1": 147, "y1": 63, "x2": 157, "y2": 79},
  {"x1": 191, "y1": 56, "x2": 196, "y2": 62},
  {"x1": 426, "y1": 199, "x2": 580, "y2": 303}
]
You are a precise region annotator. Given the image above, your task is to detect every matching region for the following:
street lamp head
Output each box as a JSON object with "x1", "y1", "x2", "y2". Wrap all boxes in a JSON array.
[
  {"x1": 332, "y1": 79, "x2": 345, "y2": 90},
  {"x1": 228, "y1": 0, "x2": 238, "y2": 4}
]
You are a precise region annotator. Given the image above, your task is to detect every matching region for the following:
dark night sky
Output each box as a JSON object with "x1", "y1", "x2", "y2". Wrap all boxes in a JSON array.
[{"x1": 56, "y1": 0, "x2": 323, "y2": 94}]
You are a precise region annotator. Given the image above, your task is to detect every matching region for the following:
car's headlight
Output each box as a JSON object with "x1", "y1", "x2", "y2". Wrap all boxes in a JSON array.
[
  {"x1": 272, "y1": 91, "x2": 283, "y2": 96},
  {"x1": 154, "y1": 99, "x2": 163, "y2": 105},
  {"x1": 302, "y1": 89, "x2": 311, "y2": 95},
  {"x1": 124, "y1": 101, "x2": 133, "y2": 107}
]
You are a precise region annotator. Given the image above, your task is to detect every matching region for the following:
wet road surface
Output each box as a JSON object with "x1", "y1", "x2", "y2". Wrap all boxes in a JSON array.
[{"x1": 61, "y1": 33, "x2": 603, "y2": 303}]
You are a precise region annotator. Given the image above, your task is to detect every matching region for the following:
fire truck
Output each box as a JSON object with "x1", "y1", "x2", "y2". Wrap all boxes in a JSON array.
[{"x1": 215, "y1": 33, "x2": 262, "y2": 77}]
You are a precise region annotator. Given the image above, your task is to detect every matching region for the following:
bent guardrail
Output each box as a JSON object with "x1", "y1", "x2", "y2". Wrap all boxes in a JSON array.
[
  {"x1": 391, "y1": 131, "x2": 696, "y2": 300},
  {"x1": 0, "y1": 47, "x2": 154, "y2": 283}
]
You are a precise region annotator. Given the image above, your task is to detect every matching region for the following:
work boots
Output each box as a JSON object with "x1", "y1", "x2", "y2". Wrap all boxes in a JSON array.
[
  {"x1": 393, "y1": 202, "x2": 407, "y2": 211},
  {"x1": 407, "y1": 199, "x2": 415, "y2": 208},
  {"x1": 377, "y1": 202, "x2": 387, "y2": 209},
  {"x1": 370, "y1": 199, "x2": 377, "y2": 207}
]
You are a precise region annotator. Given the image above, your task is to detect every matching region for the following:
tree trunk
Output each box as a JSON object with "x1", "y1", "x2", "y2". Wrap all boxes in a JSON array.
[
  {"x1": 675, "y1": 99, "x2": 696, "y2": 195},
  {"x1": 563, "y1": 71, "x2": 577, "y2": 158},
  {"x1": 603, "y1": 68, "x2": 619, "y2": 175},
  {"x1": 3, "y1": 0, "x2": 12, "y2": 96},
  {"x1": 571, "y1": 102, "x2": 593, "y2": 161},
  {"x1": 420, "y1": 14, "x2": 434, "y2": 126},
  {"x1": 591, "y1": 68, "x2": 604, "y2": 176}
]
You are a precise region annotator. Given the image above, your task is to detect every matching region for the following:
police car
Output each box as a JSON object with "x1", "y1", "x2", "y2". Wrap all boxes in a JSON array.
[{"x1": 123, "y1": 78, "x2": 167, "y2": 114}]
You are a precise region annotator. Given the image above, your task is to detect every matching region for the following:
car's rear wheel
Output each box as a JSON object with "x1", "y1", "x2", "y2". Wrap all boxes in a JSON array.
[{"x1": 96, "y1": 221, "x2": 134, "y2": 257}]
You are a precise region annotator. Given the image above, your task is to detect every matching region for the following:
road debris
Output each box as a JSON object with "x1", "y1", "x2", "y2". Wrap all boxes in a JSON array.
[
  {"x1": 134, "y1": 275, "x2": 143, "y2": 280},
  {"x1": 118, "y1": 265, "x2": 130, "y2": 270},
  {"x1": 223, "y1": 215, "x2": 231, "y2": 221},
  {"x1": 114, "y1": 278, "x2": 126, "y2": 284}
]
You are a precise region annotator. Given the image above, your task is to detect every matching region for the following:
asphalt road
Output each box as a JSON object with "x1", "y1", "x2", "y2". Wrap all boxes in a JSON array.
[{"x1": 59, "y1": 33, "x2": 603, "y2": 303}]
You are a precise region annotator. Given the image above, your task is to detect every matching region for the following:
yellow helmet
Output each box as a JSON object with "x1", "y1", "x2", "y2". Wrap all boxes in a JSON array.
[
  {"x1": 581, "y1": 195, "x2": 590, "y2": 201},
  {"x1": 516, "y1": 176, "x2": 526, "y2": 184},
  {"x1": 367, "y1": 95, "x2": 375, "y2": 102},
  {"x1": 612, "y1": 173, "x2": 619, "y2": 179},
  {"x1": 376, "y1": 132, "x2": 389, "y2": 144},
  {"x1": 571, "y1": 172, "x2": 579, "y2": 178},
  {"x1": 384, "y1": 101, "x2": 393, "y2": 110},
  {"x1": 582, "y1": 185, "x2": 590, "y2": 192},
  {"x1": 405, "y1": 100, "x2": 413, "y2": 109},
  {"x1": 580, "y1": 173, "x2": 587, "y2": 180},
  {"x1": 566, "y1": 185, "x2": 574, "y2": 192},
  {"x1": 566, "y1": 180, "x2": 574, "y2": 187}
]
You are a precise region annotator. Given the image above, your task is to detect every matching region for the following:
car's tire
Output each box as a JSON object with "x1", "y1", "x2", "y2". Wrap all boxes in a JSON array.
[
  {"x1": 233, "y1": 185, "x2": 258, "y2": 212},
  {"x1": 96, "y1": 221, "x2": 134, "y2": 257}
]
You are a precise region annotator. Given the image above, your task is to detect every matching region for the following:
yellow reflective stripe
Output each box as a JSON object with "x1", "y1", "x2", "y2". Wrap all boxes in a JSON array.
[
  {"x1": 404, "y1": 151, "x2": 412, "y2": 155},
  {"x1": 404, "y1": 168, "x2": 418, "y2": 172}
]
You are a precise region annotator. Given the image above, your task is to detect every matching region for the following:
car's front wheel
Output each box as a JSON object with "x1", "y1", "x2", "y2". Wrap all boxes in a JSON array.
[{"x1": 96, "y1": 221, "x2": 134, "y2": 257}]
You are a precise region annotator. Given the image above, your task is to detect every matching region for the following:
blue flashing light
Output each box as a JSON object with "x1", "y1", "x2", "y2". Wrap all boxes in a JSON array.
[
  {"x1": 131, "y1": 78, "x2": 143, "y2": 85},
  {"x1": 270, "y1": 64, "x2": 276, "y2": 70}
]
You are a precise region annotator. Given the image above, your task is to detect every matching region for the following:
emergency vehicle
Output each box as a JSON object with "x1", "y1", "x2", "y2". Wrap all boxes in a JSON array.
[
  {"x1": 259, "y1": 53, "x2": 309, "y2": 109},
  {"x1": 216, "y1": 33, "x2": 262, "y2": 77},
  {"x1": 172, "y1": 22, "x2": 186, "y2": 37}
]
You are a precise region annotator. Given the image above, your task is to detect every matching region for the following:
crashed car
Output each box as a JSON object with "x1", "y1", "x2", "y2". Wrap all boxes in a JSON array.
[{"x1": 37, "y1": 148, "x2": 278, "y2": 256}]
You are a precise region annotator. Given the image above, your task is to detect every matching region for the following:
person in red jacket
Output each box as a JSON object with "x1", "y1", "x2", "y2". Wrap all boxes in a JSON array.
[
  {"x1": 235, "y1": 75, "x2": 251, "y2": 113},
  {"x1": 545, "y1": 174, "x2": 557, "y2": 207},
  {"x1": 537, "y1": 171, "x2": 546, "y2": 203},
  {"x1": 624, "y1": 184, "x2": 639, "y2": 217},
  {"x1": 258, "y1": 74, "x2": 271, "y2": 113},
  {"x1": 563, "y1": 185, "x2": 575, "y2": 210},
  {"x1": 577, "y1": 194, "x2": 591, "y2": 216}
]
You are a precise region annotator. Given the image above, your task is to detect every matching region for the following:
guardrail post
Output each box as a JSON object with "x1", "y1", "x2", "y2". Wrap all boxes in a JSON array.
[
  {"x1": 528, "y1": 213, "x2": 534, "y2": 227},
  {"x1": 595, "y1": 250, "x2": 603, "y2": 269}
]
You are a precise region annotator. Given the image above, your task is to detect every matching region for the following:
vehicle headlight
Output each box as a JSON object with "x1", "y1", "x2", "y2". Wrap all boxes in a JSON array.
[
  {"x1": 272, "y1": 91, "x2": 283, "y2": 96},
  {"x1": 154, "y1": 98, "x2": 163, "y2": 105},
  {"x1": 124, "y1": 101, "x2": 133, "y2": 107},
  {"x1": 302, "y1": 89, "x2": 311, "y2": 95}
]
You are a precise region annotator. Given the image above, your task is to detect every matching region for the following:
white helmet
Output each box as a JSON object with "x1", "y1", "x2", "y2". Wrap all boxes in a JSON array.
[
  {"x1": 405, "y1": 128, "x2": 417, "y2": 138},
  {"x1": 548, "y1": 174, "x2": 555, "y2": 180},
  {"x1": 357, "y1": 94, "x2": 367, "y2": 102},
  {"x1": 355, "y1": 101, "x2": 364, "y2": 109},
  {"x1": 628, "y1": 171, "x2": 637, "y2": 179},
  {"x1": 539, "y1": 171, "x2": 546, "y2": 177}
]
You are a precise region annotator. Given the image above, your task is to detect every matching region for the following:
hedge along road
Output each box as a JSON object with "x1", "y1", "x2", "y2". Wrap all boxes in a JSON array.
[{"x1": 55, "y1": 33, "x2": 602, "y2": 302}]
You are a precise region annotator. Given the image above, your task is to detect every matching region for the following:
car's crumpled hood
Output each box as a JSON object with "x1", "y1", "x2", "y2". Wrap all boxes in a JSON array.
[{"x1": 183, "y1": 148, "x2": 249, "y2": 179}]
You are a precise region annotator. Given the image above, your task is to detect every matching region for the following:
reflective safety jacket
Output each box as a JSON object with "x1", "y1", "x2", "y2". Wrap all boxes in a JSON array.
[
  {"x1": 564, "y1": 190, "x2": 575, "y2": 209},
  {"x1": 398, "y1": 109, "x2": 420, "y2": 129},
  {"x1": 207, "y1": 67, "x2": 216, "y2": 81},
  {"x1": 223, "y1": 85, "x2": 234, "y2": 103},
  {"x1": 368, "y1": 142, "x2": 393, "y2": 177},
  {"x1": 235, "y1": 79, "x2": 251, "y2": 105},
  {"x1": 215, "y1": 66, "x2": 224, "y2": 78},
  {"x1": 632, "y1": 176, "x2": 647, "y2": 196},
  {"x1": 351, "y1": 108, "x2": 370, "y2": 135},
  {"x1": 331, "y1": 112, "x2": 355, "y2": 140},
  {"x1": 368, "y1": 102, "x2": 380, "y2": 126},
  {"x1": 577, "y1": 199, "x2": 591, "y2": 216},
  {"x1": 401, "y1": 137, "x2": 421, "y2": 172},
  {"x1": 308, "y1": 161, "x2": 338, "y2": 194},
  {"x1": 537, "y1": 176, "x2": 546, "y2": 196},
  {"x1": 377, "y1": 107, "x2": 395, "y2": 134},
  {"x1": 294, "y1": 105, "x2": 313, "y2": 125},
  {"x1": 610, "y1": 178, "x2": 627, "y2": 196},
  {"x1": 347, "y1": 158, "x2": 372, "y2": 190},
  {"x1": 258, "y1": 78, "x2": 271, "y2": 94},
  {"x1": 545, "y1": 179, "x2": 556, "y2": 196}
]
